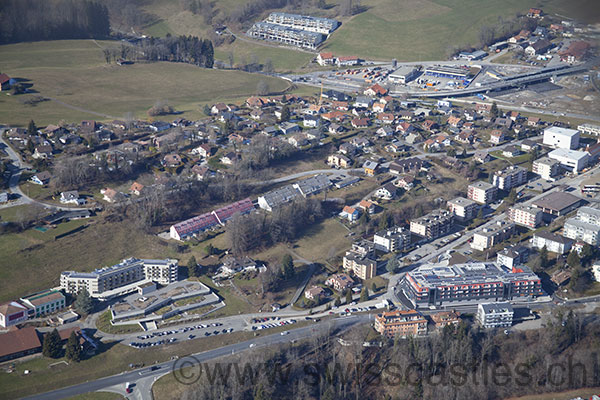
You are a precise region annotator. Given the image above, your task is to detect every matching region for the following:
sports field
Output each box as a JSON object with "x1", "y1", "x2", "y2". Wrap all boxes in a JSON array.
[{"x1": 0, "y1": 40, "x2": 291, "y2": 126}]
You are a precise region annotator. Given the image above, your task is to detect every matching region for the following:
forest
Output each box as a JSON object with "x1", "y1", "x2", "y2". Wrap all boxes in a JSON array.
[{"x1": 0, "y1": 0, "x2": 110, "y2": 44}]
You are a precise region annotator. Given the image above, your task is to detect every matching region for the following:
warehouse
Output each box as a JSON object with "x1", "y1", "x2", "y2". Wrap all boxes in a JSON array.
[
  {"x1": 388, "y1": 66, "x2": 419, "y2": 84},
  {"x1": 424, "y1": 65, "x2": 470, "y2": 80}
]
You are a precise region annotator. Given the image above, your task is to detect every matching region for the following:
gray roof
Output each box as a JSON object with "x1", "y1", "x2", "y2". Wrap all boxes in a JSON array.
[
  {"x1": 479, "y1": 302, "x2": 513, "y2": 314},
  {"x1": 532, "y1": 191, "x2": 581, "y2": 212},
  {"x1": 259, "y1": 185, "x2": 301, "y2": 208},
  {"x1": 293, "y1": 174, "x2": 331, "y2": 197},
  {"x1": 534, "y1": 230, "x2": 572, "y2": 244}
]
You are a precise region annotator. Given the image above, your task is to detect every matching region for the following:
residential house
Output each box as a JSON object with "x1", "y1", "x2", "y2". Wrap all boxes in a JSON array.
[
  {"x1": 317, "y1": 52, "x2": 336, "y2": 66},
  {"x1": 288, "y1": 133, "x2": 309, "y2": 148},
  {"x1": 489, "y1": 130, "x2": 506, "y2": 144},
  {"x1": 250, "y1": 109, "x2": 265, "y2": 121},
  {"x1": 211, "y1": 103, "x2": 231, "y2": 115},
  {"x1": 130, "y1": 182, "x2": 145, "y2": 196},
  {"x1": 325, "y1": 273, "x2": 354, "y2": 292},
  {"x1": 162, "y1": 154, "x2": 182, "y2": 168},
  {"x1": 363, "y1": 160, "x2": 379, "y2": 176},
  {"x1": 377, "y1": 126, "x2": 394, "y2": 137},
  {"x1": 527, "y1": 116, "x2": 541, "y2": 127},
  {"x1": 422, "y1": 120, "x2": 438, "y2": 132},
  {"x1": 304, "y1": 286, "x2": 326, "y2": 301},
  {"x1": 447, "y1": 116, "x2": 463, "y2": 128},
  {"x1": 33, "y1": 145, "x2": 53, "y2": 159},
  {"x1": 374, "y1": 183, "x2": 398, "y2": 200},
  {"x1": 473, "y1": 150, "x2": 492, "y2": 163},
  {"x1": 521, "y1": 139, "x2": 539, "y2": 152},
  {"x1": 471, "y1": 221, "x2": 515, "y2": 251},
  {"x1": 525, "y1": 39, "x2": 553, "y2": 56},
  {"x1": 220, "y1": 152, "x2": 240, "y2": 165},
  {"x1": 354, "y1": 96, "x2": 373, "y2": 109},
  {"x1": 394, "y1": 175, "x2": 415, "y2": 191},
  {"x1": 351, "y1": 118, "x2": 369, "y2": 129},
  {"x1": 340, "y1": 205, "x2": 360, "y2": 222},
  {"x1": 377, "y1": 113, "x2": 395, "y2": 124},
  {"x1": 339, "y1": 142, "x2": 357, "y2": 155},
  {"x1": 358, "y1": 200, "x2": 376, "y2": 214},
  {"x1": 101, "y1": 188, "x2": 125, "y2": 203},
  {"x1": 502, "y1": 145, "x2": 521, "y2": 158},
  {"x1": 0, "y1": 73, "x2": 12, "y2": 91},
  {"x1": 191, "y1": 165, "x2": 213, "y2": 181},
  {"x1": 60, "y1": 191, "x2": 84, "y2": 205},
  {"x1": 396, "y1": 122, "x2": 415, "y2": 135},
  {"x1": 389, "y1": 158, "x2": 429, "y2": 174},
  {"x1": 279, "y1": 122, "x2": 301, "y2": 135},
  {"x1": 30, "y1": 171, "x2": 51, "y2": 185},
  {"x1": 327, "y1": 154, "x2": 351, "y2": 169},
  {"x1": 336, "y1": 56, "x2": 360, "y2": 67},
  {"x1": 364, "y1": 84, "x2": 388, "y2": 97},
  {"x1": 372, "y1": 102, "x2": 387, "y2": 113},
  {"x1": 191, "y1": 143, "x2": 215, "y2": 158}
]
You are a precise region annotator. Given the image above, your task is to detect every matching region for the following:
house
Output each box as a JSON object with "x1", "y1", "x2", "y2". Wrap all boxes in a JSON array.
[
  {"x1": 325, "y1": 273, "x2": 354, "y2": 292},
  {"x1": 489, "y1": 130, "x2": 506, "y2": 144},
  {"x1": 162, "y1": 154, "x2": 182, "y2": 168},
  {"x1": 385, "y1": 141, "x2": 407, "y2": 153},
  {"x1": 327, "y1": 154, "x2": 351, "y2": 169},
  {"x1": 364, "y1": 84, "x2": 388, "y2": 97},
  {"x1": 525, "y1": 39, "x2": 553, "y2": 56},
  {"x1": 351, "y1": 118, "x2": 369, "y2": 129},
  {"x1": 495, "y1": 118, "x2": 513, "y2": 130},
  {"x1": 527, "y1": 116, "x2": 541, "y2": 127},
  {"x1": 220, "y1": 152, "x2": 240, "y2": 165},
  {"x1": 336, "y1": 56, "x2": 359, "y2": 66},
  {"x1": 430, "y1": 311, "x2": 461, "y2": 330},
  {"x1": 191, "y1": 143, "x2": 214, "y2": 158},
  {"x1": 496, "y1": 246, "x2": 529, "y2": 269},
  {"x1": 559, "y1": 41, "x2": 590, "y2": 63},
  {"x1": 531, "y1": 231, "x2": 573, "y2": 254},
  {"x1": 250, "y1": 109, "x2": 265, "y2": 121},
  {"x1": 473, "y1": 150, "x2": 492, "y2": 163},
  {"x1": 60, "y1": 191, "x2": 84, "y2": 205},
  {"x1": 394, "y1": 175, "x2": 415, "y2": 191},
  {"x1": 149, "y1": 121, "x2": 171, "y2": 133},
  {"x1": 220, "y1": 256, "x2": 261, "y2": 276},
  {"x1": 372, "y1": 102, "x2": 387, "y2": 113},
  {"x1": 527, "y1": 7, "x2": 542, "y2": 18},
  {"x1": 33, "y1": 145, "x2": 53, "y2": 159},
  {"x1": 363, "y1": 160, "x2": 379, "y2": 176},
  {"x1": 405, "y1": 132, "x2": 422, "y2": 145},
  {"x1": 508, "y1": 30, "x2": 531, "y2": 43},
  {"x1": 0, "y1": 327, "x2": 42, "y2": 362},
  {"x1": 456, "y1": 131, "x2": 474, "y2": 144},
  {"x1": 338, "y1": 143, "x2": 357, "y2": 156},
  {"x1": 317, "y1": 52, "x2": 336, "y2": 66},
  {"x1": 246, "y1": 96, "x2": 271, "y2": 108},
  {"x1": 340, "y1": 205, "x2": 360, "y2": 222},
  {"x1": 374, "y1": 310, "x2": 427, "y2": 338},
  {"x1": 0, "y1": 73, "x2": 12, "y2": 91},
  {"x1": 288, "y1": 133, "x2": 309, "y2": 148},
  {"x1": 323, "y1": 90, "x2": 350, "y2": 102},
  {"x1": 389, "y1": 158, "x2": 429, "y2": 174},
  {"x1": 305, "y1": 286, "x2": 326, "y2": 301},
  {"x1": 279, "y1": 122, "x2": 300, "y2": 135},
  {"x1": 358, "y1": 200, "x2": 376, "y2": 214},
  {"x1": 30, "y1": 171, "x2": 51, "y2": 185},
  {"x1": 303, "y1": 115, "x2": 320, "y2": 128},
  {"x1": 191, "y1": 164, "x2": 213, "y2": 181},
  {"x1": 374, "y1": 183, "x2": 397, "y2": 200},
  {"x1": 502, "y1": 145, "x2": 521, "y2": 158},
  {"x1": 447, "y1": 116, "x2": 463, "y2": 128},
  {"x1": 211, "y1": 103, "x2": 231, "y2": 115},
  {"x1": 354, "y1": 96, "x2": 373, "y2": 109},
  {"x1": 520, "y1": 139, "x2": 539, "y2": 152},
  {"x1": 101, "y1": 188, "x2": 125, "y2": 203},
  {"x1": 352, "y1": 137, "x2": 371, "y2": 149},
  {"x1": 332, "y1": 100, "x2": 350, "y2": 111},
  {"x1": 130, "y1": 182, "x2": 145, "y2": 196},
  {"x1": 377, "y1": 113, "x2": 395, "y2": 125},
  {"x1": 322, "y1": 111, "x2": 347, "y2": 123},
  {"x1": 421, "y1": 120, "x2": 438, "y2": 132},
  {"x1": 396, "y1": 122, "x2": 415, "y2": 135}
]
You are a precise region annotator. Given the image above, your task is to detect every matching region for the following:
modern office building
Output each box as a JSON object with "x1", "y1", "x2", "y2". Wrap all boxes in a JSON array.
[
  {"x1": 61, "y1": 258, "x2": 179, "y2": 299},
  {"x1": 468, "y1": 181, "x2": 498, "y2": 204},
  {"x1": 400, "y1": 262, "x2": 543, "y2": 308},
  {"x1": 493, "y1": 166, "x2": 528, "y2": 191},
  {"x1": 477, "y1": 302, "x2": 514, "y2": 329},
  {"x1": 543, "y1": 126, "x2": 580, "y2": 149},
  {"x1": 20, "y1": 290, "x2": 66, "y2": 318},
  {"x1": 374, "y1": 310, "x2": 428, "y2": 338},
  {"x1": 410, "y1": 209, "x2": 454, "y2": 239},
  {"x1": 548, "y1": 148, "x2": 589, "y2": 173}
]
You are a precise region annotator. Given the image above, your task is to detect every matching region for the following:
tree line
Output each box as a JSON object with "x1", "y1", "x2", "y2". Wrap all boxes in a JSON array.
[{"x1": 0, "y1": 0, "x2": 110, "y2": 44}]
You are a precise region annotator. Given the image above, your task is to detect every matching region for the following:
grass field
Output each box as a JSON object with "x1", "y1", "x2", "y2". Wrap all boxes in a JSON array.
[
  {"x1": 0, "y1": 40, "x2": 291, "y2": 126},
  {"x1": 65, "y1": 393, "x2": 124, "y2": 400}
]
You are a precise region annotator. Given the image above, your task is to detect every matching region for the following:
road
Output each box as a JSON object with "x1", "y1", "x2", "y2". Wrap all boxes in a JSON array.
[
  {"x1": 261, "y1": 168, "x2": 362, "y2": 185},
  {"x1": 24, "y1": 315, "x2": 369, "y2": 400}
]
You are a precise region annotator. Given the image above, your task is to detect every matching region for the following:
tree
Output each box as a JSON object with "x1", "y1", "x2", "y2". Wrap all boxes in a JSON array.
[
  {"x1": 371, "y1": 282, "x2": 377, "y2": 292},
  {"x1": 334, "y1": 296, "x2": 341, "y2": 307},
  {"x1": 506, "y1": 189, "x2": 517, "y2": 205},
  {"x1": 477, "y1": 207, "x2": 484, "y2": 220},
  {"x1": 65, "y1": 331, "x2": 82, "y2": 362},
  {"x1": 28, "y1": 119, "x2": 37, "y2": 135},
  {"x1": 539, "y1": 245, "x2": 549, "y2": 269},
  {"x1": 567, "y1": 251, "x2": 581, "y2": 268},
  {"x1": 580, "y1": 244, "x2": 594, "y2": 266},
  {"x1": 187, "y1": 256, "x2": 199, "y2": 277},
  {"x1": 282, "y1": 254, "x2": 294, "y2": 280},
  {"x1": 74, "y1": 288, "x2": 94, "y2": 315},
  {"x1": 386, "y1": 257, "x2": 398, "y2": 274},
  {"x1": 446, "y1": 147, "x2": 457, "y2": 157},
  {"x1": 256, "y1": 80, "x2": 269, "y2": 96},
  {"x1": 203, "y1": 104, "x2": 211, "y2": 116},
  {"x1": 42, "y1": 329, "x2": 62, "y2": 358},
  {"x1": 490, "y1": 102, "x2": 499, "y2": 119},
  {"x1": 360, "y1": 287, "x2": 369, "y2": 302},
  {"x1": 345, "y1": 289, "x2": 352, "y2": 304},
  {"x1": 280, "y1": 105, "x2": 290, "y2": 122}
]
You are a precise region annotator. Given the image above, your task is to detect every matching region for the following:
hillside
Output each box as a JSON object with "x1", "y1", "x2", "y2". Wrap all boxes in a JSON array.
[{"x1": 0, "y1": 40, "x2": 292, "y2": 126}]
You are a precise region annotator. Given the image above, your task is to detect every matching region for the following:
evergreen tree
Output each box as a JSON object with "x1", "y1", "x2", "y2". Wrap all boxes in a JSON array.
[
  {"x1": 65, "y1": 331, "x2": 81, "y2": 362},
  {"x1": 360, "y1": 287, "x2": 369, "y2": 302},
  {"x1": 280, "y1": 105, "x2": 290, "y2": 122},
  {"x1": 74, "y1": 288, "x2": 94, "y2": 315},
  {"x1": 203, "y1": 105, "x2": 211, "y2": 116},
  {"x1": 567, "y1": 251, "x2": 581, "y2": 268},
  {"x1": 187, "y1": 256, "x2": 199, "y2": 277},
  {"x1": 282, "y1": 254, "x2": 294, "y2": 280},
  {"x1": 477, "y1": 207, "x2": 484, "y2": 220},
  {"x1": 580, "y1": 244, "x2": 594, "y2": 266},
  {"x1": 26, "y1": 138, "x2": 35, "y2": 154},
  {"x1": 539, "y1": 245, "x2": 549, "y2": 269},
  {"x1": 334, "y1": 296, "x2": 341, "y2": 307},
  {"x1": 345, "y1": 289, "x2": 352, "y2": 304},
  {"x1": 490, "y1": 102, "x2": 499, "y2": 119},
  {"x1": 28, "y1": 119, "x2": 37, "y2": 135},
  {"x1": 42, "y1": 329, "x2": 62, "y2": 358},
  {"x1": 506, "y1": 189, "x2": 517, "y2": 205},
  {"x1": 371, "y1": 282, "x2": 377, "y2": 292}
]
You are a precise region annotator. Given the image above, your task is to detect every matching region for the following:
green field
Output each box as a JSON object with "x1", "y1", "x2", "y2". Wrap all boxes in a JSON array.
[
  {"x1": 0, "y1": 40, "x2": 291, "y2": 126},
  {"x1": 323, "y1": 0, "x2": 597, "y2": 60}
]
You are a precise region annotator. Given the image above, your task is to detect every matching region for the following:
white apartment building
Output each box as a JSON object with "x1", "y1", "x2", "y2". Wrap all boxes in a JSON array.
[
  {"x1": 467, "y1": 181, "x2": 498, "y2": 204},
  {"x1": 477, "y1": 302, "x2": 514, "y2": 329},
  {"x1": 471, "y1": 221, "x2": 515, "y2": 251},
  {"x1": 575, "y1": 206, "x2": 600, "y2": 225},
  {"x1": 563, "y1": 219, "x2": 600, "y2": 246},
  {"x1": 373, "y1": 227, "x2": 412, "y2": 253},
  {"x1": 493, "y1": 165, "x2": 528, "y2": 191},
  {"x1": 61, "y1": 258, "x2": 179, "y2": 298},
  {"x1": 548, "y1": 148, "x2": 589, "y2": 173},
  {"x1": 543, "y1": 126, "x2": 580, "y2": 149},
  {"x1": 532, "y1": 157, "x2": 561, "y2": 181},
  {"x1": 530, "y1": 231, "x2": 573, "y2": 254},
  {"x1": 410, "y1": 209, "x2": 454, "y2": 239},
  {"x1": 507, "y1": 204, "x2": 542, "y2": 229},
  {"x1": 577, "y1": 124, "x2": 600, "y2": 136},
  {"x1": 447, "y1": 197, "x2": 480, "y2": 221},
  {"x1": 265, "y1": 12, "x2": 340, "y2": 34}
]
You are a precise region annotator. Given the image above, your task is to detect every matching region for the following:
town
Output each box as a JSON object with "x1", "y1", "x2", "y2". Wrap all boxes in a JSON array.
[{"x1": 1, "y1": 2, "x2": 600, "y2": 400}]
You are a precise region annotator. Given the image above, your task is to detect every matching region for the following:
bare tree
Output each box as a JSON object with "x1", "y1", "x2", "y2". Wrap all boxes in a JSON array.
[{"x1": 256, "y1": 80, "x2": 269, "y2": 96}]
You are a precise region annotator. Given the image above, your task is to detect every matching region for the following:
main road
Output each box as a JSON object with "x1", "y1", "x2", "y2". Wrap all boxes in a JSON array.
[{"x1": 24, "y1": 314, "x2": 369, "y2": 400}]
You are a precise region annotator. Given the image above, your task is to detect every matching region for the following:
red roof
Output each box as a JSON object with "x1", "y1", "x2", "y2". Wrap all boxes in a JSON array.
[
  {"x1": 173, "y1": 212, "x2": 219, "y2": 236},
  {"x1": 0, "y1": 327, "x2": 41, "y2": 359},
  {"x1": 0, "y1": 73, "x2": 10, "y2": 85},
  {"x1": 212, "y1": 198, "x2": 254, "y2": 224},
  {"x1": 319, "y1": 52, "x2": 334, "y2": 59}
]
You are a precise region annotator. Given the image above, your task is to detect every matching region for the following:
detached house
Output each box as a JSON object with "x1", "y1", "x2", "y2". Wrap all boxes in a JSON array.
[
  {"x1": 191, "y1": 143, "x2": 215, "y2": 158},
  {"x1": 317, "y1": 52, "x2": 336, "y2": 66},
  {"x1": 33, "y1": 145, "x2": 53, "y2": 159},
  {"x1": 375, "y1": 183, "x2": 398, "y2": 200},
  {"x1": 30, "y1": 171, "x2": 51, "y2": 186},
  {"x1": 351, "y1": 118, "x2": 369, "y2": 129},
  {"x1": 340, "y1": 206, "x2": 360, "y2": 222},
  {"x1": 162, "y1": 154, "x2": 182, "y2": 168},
  {"x1": 130, "y1": 182, "x2": 145, "y2": 196},
  {"x1": 364, "y1": 84, "x2": 388, "y2": 97}
]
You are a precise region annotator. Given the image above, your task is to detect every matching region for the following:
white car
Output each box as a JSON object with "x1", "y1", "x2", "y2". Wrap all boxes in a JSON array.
[
  {"x1": 280, "y1": 331, "x2": 289, "y2": 336},
  {"x1": 249, "y1": 343, "x2": 256, "y2": 348}
]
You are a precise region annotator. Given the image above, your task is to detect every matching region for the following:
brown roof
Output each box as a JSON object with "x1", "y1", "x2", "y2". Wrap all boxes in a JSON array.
[
  {"x1": 532, "y1": 191, "x2": 582, "y2": 213},
  {"x1": 0, "y1": 73, "x2": 10, "y2": 85},
  {"x1": 24, "y1": 291, "x2": 64, "y2": 307},
  {"x1": 57, "y1": 326, "x2": 82, "y2": 341},
  {"x1": 0, "y1": 302, "x2": 27, "y2": 317},
  {"x1": 0, "y1": 327, "x2": 41, "y2": 359}
]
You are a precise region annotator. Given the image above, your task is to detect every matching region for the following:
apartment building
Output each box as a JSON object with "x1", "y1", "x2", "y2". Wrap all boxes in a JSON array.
[
  {"x1": 530, "y1": 231, "x2": 573, "y2": 254},
  {"x1": 493, "y1": 165, "x2": 528, "y2": 191},
  {"x1": 400, "y1": 262, "x2": 542, "y2": 308},
  {"x1": 507, "y1": 204, "x2": 542, "y2": 229},
  {"x1": 248, "y1": 22, "x2": 325, "y2": 49},
  {"x1": 61, "y1": 258, "x2": 179, "y2": 299},
  {"x1": 374, "y1": 310, "x2": 428, "y2": 338},
  {"x1": 410, "y1": 209, "x2": 454, "y2": 239},
  {"x1": 471, "y1": 221, "x2": 515, "y2": 251},
  {"x1": 373, "y1": 227, "x2": 411, "y2": 252},
  {"x1": 342, "y1": 253, "x2": 377, "y2": 280},
  {"x1": 532, "y1": 157, "x2": 561, "y2": 181},
  {"x1": 564, "y1": 216, "x2": 600, "y2": 246},
  {"x1": 577, "y1": 124, "x2": 600, "y2": 136},
  {"x1": 265, "y1": 12, "x2": 339, "y2": 34},
  {"x1": 447, "y1": 197, "x2": 480, "y2": 221},
  {"x1": 477, "y1": 302, "x2": 514, "y2": 329},
  {"x1": 468, "y1": 181, "x2": 498, "y2": 204}
]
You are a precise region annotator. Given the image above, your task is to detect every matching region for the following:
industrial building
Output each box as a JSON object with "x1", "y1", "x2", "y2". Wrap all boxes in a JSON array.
[
  {"x1": 399, "y1": 262, "x2": 543, "y2": 308},
  {"x1": 388, "y1": 66, "x2": 419, "y2": 84}
]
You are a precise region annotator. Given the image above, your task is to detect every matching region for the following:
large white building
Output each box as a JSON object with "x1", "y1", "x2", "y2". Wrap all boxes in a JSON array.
[
  {"x1": 60, "y1": 258, "x2": 179, "y2": 299},
  {"x1": 530, "y1": 231, "x2": 573, "y2": 254},
  {"x1": 548, "y1": 148, "x2": 589, "y2": 173},
  {"x1": 477, "y1": 302, "x2": 514, "y2": 329},
  {"x1": 578, "y1": 124, "x2": 600, "y2": 136},
  {"x1": 563, "y1": 207, "x2": 600, "y2": 246},
  {"x1": 265, "y1": 12, "x2": 339, "y2": 34},
  {"x1": 388, "y1": 66, "x2": 419, "y2": 84},
  {"x1": 447, "y1": 197, "x2": 480, "y2": 221},
  {"x1": 543, "y1": 126, "x2": 580, "y2": 150},
  {"x1": 507, "y1": 204, "x2": 542, "y2": 229},
  {"x1": 493, "y1": 166, "x2": 528, "y2": 191},
  {"x1": 532, "y1": 157, "x2": 561, "y2": 181},
  {"x1": 468, "y1": 181, "x2": 498, "y2": 204},
  {"x1": 374, "y1": 227, "x2": 411, "y2": 252}
]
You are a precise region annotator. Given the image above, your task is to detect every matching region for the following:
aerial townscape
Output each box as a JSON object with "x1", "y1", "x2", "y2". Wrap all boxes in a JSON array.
[{"x1": 1, "y1": 1, "x2": 600, "y2": 399}]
